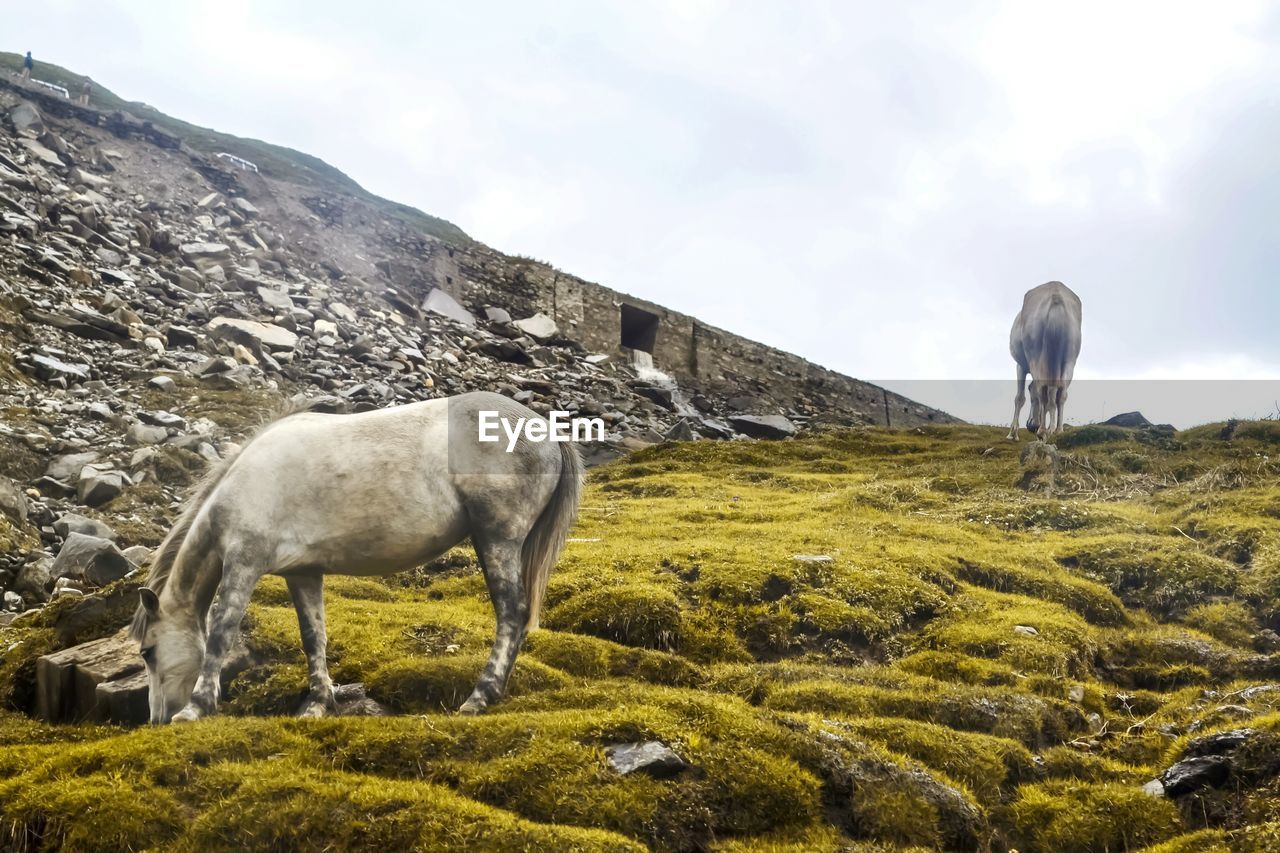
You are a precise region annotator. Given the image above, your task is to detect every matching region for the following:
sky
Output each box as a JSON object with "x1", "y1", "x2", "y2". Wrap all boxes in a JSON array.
[{"x1": 11, "y1": 1, "x2": 1280, "y2": 426}]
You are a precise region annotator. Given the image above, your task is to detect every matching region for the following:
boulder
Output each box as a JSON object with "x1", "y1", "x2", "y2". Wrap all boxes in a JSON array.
[
  {"x1": 205, "y1": 317, "x2": 298, "y2": 351},
  {"x1": 51, "y1": 533, "x2": 134, "y2": 587},
  {"x1": 0, "y1": 474, "x2": 28, "y2": 525},
  {"x1": 35, "y1": 629, "x2": 144, "y2": 724},
  {"x1": 46, "y1": 451, "x2": 99, "y2": 482},
  {"x1": 29, "y1": 353, "x2": 89, "y2": 382},
  {"x1": 423, "y1": 288, "x2": 475, "y2": 326},
  {"x1": 77, "y1": 466, "x2": 127, "y2": 506},
  {"x1": 13, "y1": 557, "x2": 54, "y2": 602},
  {"x1": 180, "y1": 241, "x2": 231, "y2": 261},
  {"x1": 1103, "y1": 411, "x2": 1153, "y2": 428},
  {"x1": 140, "y1": 410, "x2": 187, "y2": 430},
  {"x1": 53, "y1": 512, "x2": 117, "y2": 541},
  {"x1": 232, "y1": 197, "x2": 260, "y2": 217},
  {"x1": 8, "y1": 101, "x2": 43, "y2": 136},
  {"x1": 484, "y1": 306, "x2": 512, "y2": 324},
  {"x1": 127, "y1": 423, "x2": 170, "y2": 446},
  {"x1": 604, "y1": 741, "x2": 688, "y2": 778},
  {"x1": 513, "y1": 312, "x2": 558, "y2": 340},
  {"x1": 730, "y1": 414, "x2": 798, "y2": 439},
  {"x1": 1158, "y1": 755, "x2": 1233, "y2": 797},
  {"x1": 257, "y1": 285, "x2": 293, "y2": 311}
]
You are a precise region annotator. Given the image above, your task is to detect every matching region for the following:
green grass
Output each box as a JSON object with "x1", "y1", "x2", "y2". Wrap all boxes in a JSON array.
[{"x1": 2, "y1": 422, "x2": 1280, "y2": 849}]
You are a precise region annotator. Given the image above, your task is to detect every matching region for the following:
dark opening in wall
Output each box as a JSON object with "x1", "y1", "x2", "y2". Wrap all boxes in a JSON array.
[{"x1": 620, "y1": 304, "x2": 660, "y2": 354}]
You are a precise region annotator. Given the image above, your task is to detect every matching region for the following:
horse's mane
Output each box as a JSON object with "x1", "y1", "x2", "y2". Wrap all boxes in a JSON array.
[{"x1": 129, "y1": 396, "x2": 336, "y2": 642}]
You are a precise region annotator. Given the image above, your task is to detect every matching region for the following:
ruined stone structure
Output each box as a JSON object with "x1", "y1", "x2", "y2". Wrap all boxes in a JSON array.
[{"x1": 380, "y1": 239, "x2": 951, "y2": 428}]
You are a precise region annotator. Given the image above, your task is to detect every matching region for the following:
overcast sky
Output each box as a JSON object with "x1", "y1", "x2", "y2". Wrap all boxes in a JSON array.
[{"x1": 13, "y1": 2, "x2": 1280, "y2": 425}]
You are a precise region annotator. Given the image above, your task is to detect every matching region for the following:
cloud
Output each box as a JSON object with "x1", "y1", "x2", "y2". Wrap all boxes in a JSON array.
[{"x1": 10, "y1": 1, "x2": 1280, "y2": 425}]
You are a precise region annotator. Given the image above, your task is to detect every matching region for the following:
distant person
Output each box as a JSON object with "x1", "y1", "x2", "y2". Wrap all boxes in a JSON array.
[
  {"x1": 20, "y1": 51, "x2": 33, "y2": 81},
  {"x1": 79, "y1": 78, "x2": 92, "y2": 106}
]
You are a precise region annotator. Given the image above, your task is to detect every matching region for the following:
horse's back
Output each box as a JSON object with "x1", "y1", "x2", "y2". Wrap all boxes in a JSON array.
[
  {"x1": 200, "y1": 392, "x2": 563, "y2": 575},
  {"x1": 1014, "y1": 282, "x2": 1082, "y2": 377}
]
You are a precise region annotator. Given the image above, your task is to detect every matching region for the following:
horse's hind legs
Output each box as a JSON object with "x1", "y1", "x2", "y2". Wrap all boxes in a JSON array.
[
  {"x1": 287, "y1": 573, "x2": 337, "y2": 718},
  {"x1": 1008, "y1": 364, "x2": 1028, "y2": 441},
  {"x1": 460, "y1": 535, "x2": 529, "y2": 716}
]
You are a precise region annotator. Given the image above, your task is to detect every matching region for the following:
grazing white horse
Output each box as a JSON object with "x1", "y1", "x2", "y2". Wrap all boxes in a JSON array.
[
  {"x1": 1008, "y1": 281, "x2": 1082, "y2": 441},
  {"x1": 132, "y1": 391, "x2": 582, "y2": 723}
]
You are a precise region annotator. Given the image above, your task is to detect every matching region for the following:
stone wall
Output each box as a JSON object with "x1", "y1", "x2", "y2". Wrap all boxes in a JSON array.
[{"x1": 439, "y1": 242, "x2": 953, "y2": 427}]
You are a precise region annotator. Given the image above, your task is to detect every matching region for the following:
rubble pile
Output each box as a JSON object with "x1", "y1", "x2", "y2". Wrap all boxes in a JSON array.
[{"x1": 0, "y1": 92, "x2": 816, "y2": 634}]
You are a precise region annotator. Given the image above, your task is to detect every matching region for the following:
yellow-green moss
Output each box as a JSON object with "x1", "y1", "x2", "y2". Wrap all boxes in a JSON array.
[
  {"x1": 3, "y1": 422, "x2": 1280, "y2": 847},
  {"x1": 1006, "y1": 781, "x2": 1181, "y2": 852}
]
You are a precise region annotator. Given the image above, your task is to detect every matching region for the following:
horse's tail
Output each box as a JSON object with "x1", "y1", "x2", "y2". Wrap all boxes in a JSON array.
[
  {"x1": 521, "y1": 441, "x2": 583, "y2": 631},
  {"x1": 1042, "y1": 292, "x2": 1071, "y2": 384}
]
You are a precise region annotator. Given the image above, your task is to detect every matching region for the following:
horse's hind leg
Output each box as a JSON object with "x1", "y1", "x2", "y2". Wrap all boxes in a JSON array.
[
  {"x1": 460, "y1": 534, "x2": 529, "y2": 715},
  {"x1": 1008, "y1": 363, "x2": 1028, "y2": 441},
  {"x1": 173, "y1": 554, "x2": 261, "y2": 722},
  {"x1": 287, "y1": 573, "x2": 337, "y2": 718}
]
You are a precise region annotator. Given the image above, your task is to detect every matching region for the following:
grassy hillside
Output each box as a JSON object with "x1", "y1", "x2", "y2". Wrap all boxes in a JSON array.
[
  {"x1": 0, "y1": 50, "x2": 471, "y2": 244},
  {"x1": 2, "y1": 423, "x2": 1280, "y2": 850}
]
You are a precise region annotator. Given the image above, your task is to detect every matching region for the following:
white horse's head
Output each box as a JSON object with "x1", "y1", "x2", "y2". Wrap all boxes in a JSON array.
[{"x1": 134, "y1": 588, "x2": 205, "y2": 723}]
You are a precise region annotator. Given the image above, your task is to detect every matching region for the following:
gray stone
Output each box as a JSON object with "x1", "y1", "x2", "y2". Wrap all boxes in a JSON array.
[
  {"x1": 140, "y1": 410, "x2": 187, "y2": 430},
  {"x1": 180, "y1": 241, "x2": 231, "y2": 259},
  {"x1": 232, "y1": 197, "x2": 259, "y2": 217},
  {"x1": 329, "y1": 302, "x2": 357, "y2": 322},
  {"x1": 257, "y1": 286, "x2": 293, "y2": 311},
  {"x1": 729, "y1": 414, "x2": 797, "y2": 439},
  {"x1": 14, "y1": 557, "x2": 54, "y2": 602},
  {"x1": 122, "y1": 545, "x2": 152, "y2": 566},
  {"x1": 206, "y1": 317, "x2": 298, "y2": 350},
  {"x1": 51, "y1": 533, "x2": 134, "y2": 587},
  {"x1": 422, "y1": 287, "x2": 475, "y2": 326},
  {"x1": 46, "y1": 451, "x2": 99, "y2": 482},
  {"x1": 604, "y1": 741, "x2": 688, "y2": 778},
  {"x1": 1159, "y1": 755, "x2": 1232, "y2": 797},
  {"x1": 513, "y1": 312, "x2": 558, "y2": 340},
  {"x1": 77, "y1": 466, "x2": 127, "y2": 507},
  {"x1": 9, "y1": 102, "x2": 44, "y2": 135},
  {"x1": 36, "y1": 629, "x2": 144, "y2": 723},
  {"x1": 191, "y1": 356, "x2": 235, "y2": 377},
  {"x1": 0, "y1": 475, "x2": 28, "y2": 525},
  {"x1": 484, "y1": 306, "x2": 512, "y2": 324},
  {"x1": 127, "y1": 423, "x2": 169, "y2": 445},
  {"x1": 54, "y1": 512, "x2": 117, "y2": 541},
  {"x1": 663, "y1": 418, "x2": 696, "y2": 442},
  {"x1": 30, "y1": 353, "x2": 89, "y2": 382},
  {"x1": 147, "y1": 375, "x2": 177, "y2": 391}
]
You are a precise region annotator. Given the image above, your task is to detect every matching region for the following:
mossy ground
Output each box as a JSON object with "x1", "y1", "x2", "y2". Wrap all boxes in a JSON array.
[{"x1": 2, "y1": 423, "x2": 1280, "y2": 850}]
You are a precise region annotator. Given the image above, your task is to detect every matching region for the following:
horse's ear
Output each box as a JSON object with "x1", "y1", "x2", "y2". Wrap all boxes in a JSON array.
[{"x1": 139, "y1": 587, "x2": 160, "y2": 615}]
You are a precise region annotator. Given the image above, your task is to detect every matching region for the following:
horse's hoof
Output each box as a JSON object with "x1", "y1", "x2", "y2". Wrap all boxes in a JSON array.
[
  {"x1": 171, "y1": 706, "x2": 201, "y2": 723},
  {"x1": 458, "y1": 697, "x2": 487, "y2": 716},
  {"x1": 296, "y1": 701, "x2": 331, "y2": 719}
]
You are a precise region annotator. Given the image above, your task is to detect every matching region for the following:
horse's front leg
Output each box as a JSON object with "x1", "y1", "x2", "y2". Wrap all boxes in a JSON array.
[
  {"x1": 460, "y1": 536, "x2": 529, "y2": 715},
  {"x1": 172, "y1": 560, "x2": 259, "y2": 722},
  {"x1": 287, "y1": 573, "x2": 336, "y2": 717}
]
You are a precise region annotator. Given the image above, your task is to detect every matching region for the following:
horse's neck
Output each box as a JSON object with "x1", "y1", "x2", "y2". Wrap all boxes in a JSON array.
[{"x1": 162, "y1": 546, "x2": 222, "y2": 631}]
